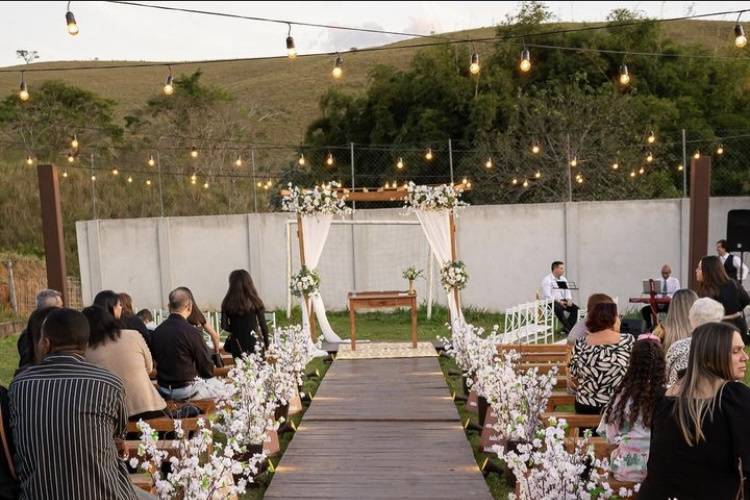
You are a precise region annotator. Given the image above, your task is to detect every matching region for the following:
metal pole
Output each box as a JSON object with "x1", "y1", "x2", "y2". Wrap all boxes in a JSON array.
[
  {"x1": 565, "y1": 133, "x2": 573, "y2": 203},
  {"x1": 681, "y1": 128, "x2": 688, "y2": 197},
  {"x1": 91, "y1": 153, "x2": 98, "y2": 219},
  {"x1": 6, "y1": 260, "x2": 17, "y2": 313},
  {"x1": 156, "y1": 151, "x2": 165, "y2": 217},
  {"x1": 448, "y1": 138, "x2": 454, "y2": 184},
  {"x1": 251, "y1": 147, "x2": 258, "y2": 212},
  {"x1": 350, "y1": 142, "x2": 357, "y2": 292}
]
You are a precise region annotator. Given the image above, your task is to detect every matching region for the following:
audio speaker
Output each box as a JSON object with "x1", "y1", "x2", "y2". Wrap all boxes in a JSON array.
[{"x1": 727, "y1": 210, "x2": 750, "y2": 251}]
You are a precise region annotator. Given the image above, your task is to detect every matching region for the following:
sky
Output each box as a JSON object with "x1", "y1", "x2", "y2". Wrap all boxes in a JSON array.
[{"x1": 3, "y1": 1, "x2": 747, "y2": 67}]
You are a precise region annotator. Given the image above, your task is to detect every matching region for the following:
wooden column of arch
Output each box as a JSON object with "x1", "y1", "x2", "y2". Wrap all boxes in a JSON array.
[{"x1": 296, "y1": 213, "x2": 317, "y2": 342}]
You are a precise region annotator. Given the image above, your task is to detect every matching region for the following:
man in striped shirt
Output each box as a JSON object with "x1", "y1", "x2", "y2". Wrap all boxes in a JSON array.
[{"x1": 9, "y1": 308, "x2": 142, "y2": 500}]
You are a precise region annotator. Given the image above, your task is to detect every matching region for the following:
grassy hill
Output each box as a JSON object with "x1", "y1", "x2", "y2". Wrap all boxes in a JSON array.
[{"x1": 0, "y1": 20, "x2": 739, "y2": 144}]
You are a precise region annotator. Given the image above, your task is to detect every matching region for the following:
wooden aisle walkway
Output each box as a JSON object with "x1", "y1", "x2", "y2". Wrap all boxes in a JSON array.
[{"x1": 265, "y1": 357, "x2": 491, "y2": 499}]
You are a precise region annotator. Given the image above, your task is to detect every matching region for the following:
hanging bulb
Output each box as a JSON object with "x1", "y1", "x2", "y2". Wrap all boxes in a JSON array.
[
  {"x1": 71, "y1": 134, "x2": 79, "y2": 150},
  {"x1": 469, "y1": 52, "x2": 480, "y2": 75},
  {"x1": 693, "y1": 150, "x2": 700, "y2": 159},
  {"x1": 163, "y1": 74, "x2": 174, "y2": 96},
  {"x1": 531, "y1": 144, "x2": 540, "y2": 154},
  {"x1": 639, "y1": 167, "x2": 645, "y2": 175},
  {"x1": 535, "y1": 170, "x2": 541, "y2": 178},
  {"x1": 519, "y1": 48, "x2": 531, "y2": 73},
  {"x1": 111, "y1": 168, "x2": 119, "y2": 176},
  {"x1": 570, "y1": 157, "x2": 578, "y2": 167},
  {"x1": 127, "y1": 176, "x2": 133, "y2": 183},
  {"x1": 485, "y1": 157, "x2": 493, "y2": 169},
  {"x1": 576, "y1": 175, "x2": 584, "y2": 184},
  {"x1": 677, "y1": 164, "x2": 684, "y2": 171},
  {"x1": 646, "y1": 152, "x2": 653, "y2": 163},
  {"x1": 67, "y1": 152, "x2": 75, "y2": 163},
  {"x1": 736, "y1": 24, "x2": 747, "y2": 48},
  {"x1": 66, "y1": 7, "x2": 79, "y2": 36},
  {"x1": 147, "y1": 155, "x2": 155, "y2": 167},
  {"x1": 256, "y1": 181, "x2": 263, "y2": 188},
  {"x1": 326, "y1": 153, "x2": 334, "y2": 166},
  {"x1": 466, "y1": 181, "x2": 472, "y2": 189},
  {"x1": 146, "y1": 179, "x2": 152, "y2": 186},
  {"x1": 647, "y1": 130, "x2": 656, "y2": 144},
  {"x1": 332, "y1": 55, "x2": 343, "y2": 79},
  {"x1": 462, "y1": 177, "x2": 468, "y2": 185},
  {"x1": 190, "y1": 173, "x2": 197, "y2": 184},
  {"x1": 90, "y1": 175, "x2": 96, "y2": 181},
  {"x1": 203, "y1": 182, "x2": 209, "y2": 189},
  {"x1": 619, "y1": 64, "x2": 630, "y2": 86},
  {"x1": 190, "y1": 146, "x2": 198, "y2": 158},
  {"x1": 25, "y1": 156, "x2": 33, "y2": 166},
  {"x1": 612, "y1": 162, "x2": 619, "y2": 170},
  {"x1": 235, "y1": 156, "x2": 243, "y2": 167},
  {"x1": 396, "y1": 157, "x2": 404, "y2": 169},
  {"x1": 424, "y1": 148, "x2": 433, "y2": 161},
  {"x1": 523, "y1": 179, "x2": 529, "y2": 188},
  {"x1": 512, "y1": 178, "x2": 518, "y2": 185},
  {"x1": 62, "y1": 171, "x2": 68, "y2": 178},
  {"x1": 716, "y1": 145, "x2": 724, "y2": 155},
  {"x1": 266, "y1": 180, "x2": 273, "y2": 188},
  {"x1": 630, "y1": 170, "x2": 636, "y2": 178},
  {"x1": 18, "y1": 75, "x2": 29, "y2": 102},
  {"x1": 286, "y1": 24, "x2": 297, "y2": 59}
]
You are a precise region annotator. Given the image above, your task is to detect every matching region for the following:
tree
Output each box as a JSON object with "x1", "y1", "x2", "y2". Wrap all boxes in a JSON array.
[{"x1": 16, "y1": 50, "x2": 39, "y2": 64}]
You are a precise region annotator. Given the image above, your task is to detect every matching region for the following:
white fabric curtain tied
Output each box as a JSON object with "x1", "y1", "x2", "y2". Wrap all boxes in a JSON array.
[
  {"x1": 415, "y1": 209, "x2": 465, "y2": 328},
  {"x1": 298, "y1": 214, "x2": 343, "y2": 343}
]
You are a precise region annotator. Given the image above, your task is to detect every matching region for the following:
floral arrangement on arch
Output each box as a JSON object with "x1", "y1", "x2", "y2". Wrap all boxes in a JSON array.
[
  {"x1": 440, "y1": 260, "x2": 468, "y2": 292},
  {"x1": 494, "y1": 417, "x2": 639, "y2": 500},
  {"x1": 282, "y1": 181, "x2": 351, "y2": 215},
  {"x1": 404, "y1": 182, "x2": 467, "y2": 211},
  {"x1": 289, "y1": 266, "x2": 320, "y2": 298}
]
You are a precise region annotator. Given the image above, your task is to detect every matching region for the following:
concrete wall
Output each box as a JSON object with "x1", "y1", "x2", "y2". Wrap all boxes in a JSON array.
[{"x1": 76, "y1": 196, "x2": 750, "y2": 313}]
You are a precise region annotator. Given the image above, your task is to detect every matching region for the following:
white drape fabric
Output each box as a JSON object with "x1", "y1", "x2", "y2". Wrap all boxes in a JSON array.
[
  {"x1": 415, "y1": 209, "x2": 465, "y2": 328},
  {"x1": 298, "y1": 214, "x2": 343, "y2": 343}
]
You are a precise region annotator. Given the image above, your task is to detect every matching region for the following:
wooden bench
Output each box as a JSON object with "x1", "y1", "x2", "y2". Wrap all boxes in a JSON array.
[
  {"x1": 546, "y1": 391, "x2": 575, "y2": 411},
  {"x1": 126, "y1": 400, "x2": 216, "y2": 434},
  {"x1": 541, "y1": 412, "x2": 601, "y2": 437},
  {"x1": 130, "y1": 473, "x2": 153, "y2": 492}
]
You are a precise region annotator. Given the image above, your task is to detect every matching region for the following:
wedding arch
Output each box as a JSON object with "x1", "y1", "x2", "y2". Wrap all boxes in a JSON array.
[{"x1": 281, "y1": 182, "x2": 469, "y2": 346}]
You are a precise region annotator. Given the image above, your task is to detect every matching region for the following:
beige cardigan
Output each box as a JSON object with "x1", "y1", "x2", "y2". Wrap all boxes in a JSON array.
[{"x1": 86, "y1": 329, "x2": 166, "y2": 416}]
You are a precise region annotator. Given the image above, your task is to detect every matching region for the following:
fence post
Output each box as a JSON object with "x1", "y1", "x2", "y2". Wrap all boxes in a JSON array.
[
  {"x1": 5, "y1": 260, "x2": 17, "y2": 313},
  {"x1": 350, "y1": 142, "x2": 357, "y2": 292},
  {"x1": 448, "y1": 138, "x2": 455, "y2": 184},
  {"x1": 156, "y1": 151, "x2": 165, "y2": 217},
  {"x1": 251, "y1": 147, "x2": 258, "y2": 213},
  {"x1": 681, "y1": 129, "x2": 688, "y2": 197},
  {"x1": 90, "y1": 153, "x2": 98, "y2": 220}
]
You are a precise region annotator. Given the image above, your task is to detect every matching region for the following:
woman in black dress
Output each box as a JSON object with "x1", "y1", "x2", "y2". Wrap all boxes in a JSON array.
[
  {"x1": 639, "y1": 321, "x2": 750, "y2": 499},
  {"x1": 220, "y1": 269, "x2": 269, "y2": 358},
  {"x1": 696, "y1": 255, "x2": 750, "y2": 343}
]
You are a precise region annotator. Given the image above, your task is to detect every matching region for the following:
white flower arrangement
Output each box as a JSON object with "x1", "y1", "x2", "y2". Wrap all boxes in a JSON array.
[
  {"x1": 265, "y1": 324, "x2": 315, "y2": 405},
  {"x1": 132, "y1": 418, "x2": 265, "y2": 500},
  {"x1": 282, "y1": 182, "x2": 351, "y2": 215},
  {"x1": 289, "y1": 266, "x2": 320, "y2": 298},
  {"x1": 404, "y1": 182, "x2": 467, "y2": 211},
  {"x1": 494, "y1": 418, "x2": 638, "y2": 500},
  {"x1": 402, "y1": 266, "x2": 424, "y2": 281},
  {"x1": 440, "y1": 260, "x2": 468, "y2": 292}
]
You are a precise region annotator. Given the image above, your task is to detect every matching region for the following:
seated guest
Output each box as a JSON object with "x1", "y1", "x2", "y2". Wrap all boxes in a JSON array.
[
  {"x1": 136, "y1": 309, "x2": 157, "y2": 331},
  {"x1": 93, "y1": 290, "x2": 124, "y2": 322},
  {"x1": 118, "y1": 293, "x2": 151, "y2": 347},
  {"x1": 717, "y1": 239, "x2": 749, "y2": 283},
  {"x1": 151, "y1": 287, "x2": 224, "y2": 401},
  {"x1": 541, "y1": 261, "x2": 579, "y2": 334},
  {"x1": 641, "y1": 264, "x2": 680, "y2": 331},
  {"x1": 16, "y1": 289, "x2": 63, "y2": 368},
  {"x1": 665, "y1": 297, "x2": 725, "y2": 387},
  {"x1": 83, "y1": 306, "x2": 167, "y2": 420},
  {"x1": 0, "y1": 385, "x2": 18, "y2": 500},
  {"x1": 639, "y1": 322, "x2": 750, "y2": 499},
  {"x1": 568, "y1": 302, "x2": 634, "y2": 414},
  {"x1": 184, "y1": 288, "x2": 222, "y2": 356},
  {"x1": 567, "y1": 293, "x2": 614, "y2": 347},
  {"x1": 597, "y1": 335, "x2": 665, "y2": 482},
  {"x1": 696, "y1": 255, "x2": 750, "y2": 343},
  {"x1": 221, "y1": 269, "x2": 270, "y2": 357},
  {"x1": 9, "y1": 308, "x2": 142, "y2": 499},
  {"x1": 654, "y1": 289, "x2": 697, "y2": 348},
  {"x1": 16, "y1": 307, "x2": 57, "y2": 373}
]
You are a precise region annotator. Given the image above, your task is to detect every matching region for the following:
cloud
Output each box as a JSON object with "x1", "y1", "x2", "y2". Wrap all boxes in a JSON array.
[{"x1": 315, "y1": 21, "x2": 404, "y2": 52}]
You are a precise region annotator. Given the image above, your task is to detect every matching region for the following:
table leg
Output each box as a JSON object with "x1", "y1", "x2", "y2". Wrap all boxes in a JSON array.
[
  {"x1": 411, "y1": 299, "x2": 417, "y2": 348},
  {"x1": 349, "y1": 303, "x2": 356, "y2": 351}
]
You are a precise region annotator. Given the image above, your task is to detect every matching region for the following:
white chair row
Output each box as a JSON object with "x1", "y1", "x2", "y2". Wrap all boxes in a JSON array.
[{"x1": 497, "y1": 298, "x2": 555, "y2": 345}]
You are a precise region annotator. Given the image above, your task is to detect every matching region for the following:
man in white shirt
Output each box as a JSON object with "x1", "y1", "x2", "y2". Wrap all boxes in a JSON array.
[
  {"x1": 716, "y1": 239, "x2": 749, "y2": 283},
  {"x1": 640, "y1": 264, "x2": 680, "y2": 331},
  {"x1": 541, "y1": 261, "x2": 579, "y2": 334}
]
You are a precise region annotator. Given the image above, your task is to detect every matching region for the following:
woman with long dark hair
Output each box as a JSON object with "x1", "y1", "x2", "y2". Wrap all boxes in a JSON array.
[
  {"x1": 93, "y1": 290, "x2": 123, "y2": 321},
  {"x1": 117, "y1": 292, "x2": 151, "y2": 347},
  {"x1": 182, "y1": 288, "x2": 222, "y2": 356},
  {"x1": 598, "y1": 335, "x2": 666, "y2": 482},
  {"x1": 220, "y1": 269, "x2": 269, "y2": 358},
  {"x1": 695, "y1": 255, "x2": 750, "y2": 343},
  {"x1": 639, "y1": 322, "x2": 750, "y2": 499}
]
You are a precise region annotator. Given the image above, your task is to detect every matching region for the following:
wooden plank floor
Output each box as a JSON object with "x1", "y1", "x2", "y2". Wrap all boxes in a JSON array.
[{"x1": 265, "y1": 357, "x2": 491, "y2": 499}]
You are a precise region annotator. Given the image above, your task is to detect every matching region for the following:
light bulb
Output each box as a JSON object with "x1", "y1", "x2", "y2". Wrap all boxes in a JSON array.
[
  {"x1": 523, "y1": 179, "x2": 529, "y2": 188},
  {"x1": 630, "y1": 170, "x2": 636, "y2": 178},
  {"x1": 647, "y1": 130, "x2": 656, "y2": 144},
  {"x1": 326, "y1": 153, "x2": 334, "y2": 166},
  {"x1": 576, "y1": 176, "x2": 584, "y2": 184},
  {"x1": 677, "y1": 164, "x2": 684, "y2": 171},
  {"x1": 531, "y1": 144, "x2": 540, "y2": 154},
  {"x1": 396, "y1": 157, "x2": 404, "y2": 169},
  {"x1": 127, "y1": 176, "x2": 133, "y2": 183},
  {"x1": 570, "y1": 157, "x2": 578, "y2": 167},
  {"x1": 71, "y1": 134, "x2": 79, "y2": 149},
  {"x1": 424, "y1": 148, "x2": 433, "y2": 161},
  {"x1": 298, "y1": 153, "x2": 305, "y2": 166},
  {"x1": 646, "y1": 152, "x2": 653, "y2": 163},
  {"x1": 384, "y1": 182, "x2": 390, "y2": 189},
  {"x1": 535, "y1": 170, "x2": 541, "y2": 178},
  {"x1": 66, "y1": 10, "x2": 79, "y2": 36},
  {"x1": 25, "y1": 156, "x2": 33, "y2": 166},
  {"x1": 190, "y1": 146, "x2": 198, "y2": 158},
  {"x1": 235, "y1": 156, "x2": 243, "y2": 167},
  {"x1": 147, "y1": 155, "x2": 155, "y2": 167},
  {"x1": 462, "y1": 177, "x2": 468, "y2": 185},
  {"x1": 111, "y1": 168, "x2": 118, "y2": 176},
  {"x1": 332, "y1": 56, "x2": 343, "y2": 79},
  {"x1": 190, "y1": 173, "x2": 197, "y2": 183},
  {"x1": 67, "y1": 153, "x2": 75, "y2": 163},
  {"x1": 519, "y1": 48, "x2": 531, "y2": 73},
  {"x1": 146, "y1": 179, "x2": 152, "y2": 186},
  {"x1": 466, "y1": 181, "x2": 472, "y2": 188},
  {"x1": 717, "y1": 145, "x2": 724, "y2": 155},
  {"x1": 639, "y1": 167, "x2": 645, "y2": 175},
  {"x1": 619, "y1": 64, "x2": 630, "y2": 86},
  {"x1": 469, "y1": 52, "x2": 480, "y2": 75},
  {"x1": 256, "y1": 181, "x2": 263, "y2": 188},
  {"x1": 512, "y1": 178, "x2": 518, "y2": 185},
  {"x1": 62, "y1": 171, "x2": 68, "y2": 178},
  {"x1": 91, "y1": 175, "x2": 96, "y2": 181},
  {"x1": 163, "y1": 75, "x2": 174, "y2": 96},
  {"x1": 736, "y1": 24, "x2": 747, "y2": 48},
  {"x1": 286, "y1": 36, "x2": 297, "y2": 59},
  {"x1": 203, "y1": 182, "x2": 209, "y2": 189},
  {"x1": 485, "y1": 158, "x2": 493, "y2": 168},
  {"x1": 693, "y1": 151, "x2": 700, "y2": 159},
  {"x1": 18, "y1": 76, "x2": 30, "y2": 101},
  {"x1": 612, "y1": 162, "x2": 619, "y2": 170}
]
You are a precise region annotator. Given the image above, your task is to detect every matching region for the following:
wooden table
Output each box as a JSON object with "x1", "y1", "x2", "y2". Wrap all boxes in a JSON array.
[
  {"x1": 348, "y1": 291, "x2": 417, "y2": 350},
  {"x1": 628, "y1": 296, "x2": 671, "y2": 329}
]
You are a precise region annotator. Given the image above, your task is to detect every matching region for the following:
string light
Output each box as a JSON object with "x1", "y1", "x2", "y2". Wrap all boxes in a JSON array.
[
  {"x1": 298, "y1": 153, "x2": 305, "y2": 166},
  {"x1": 693, "y1": 150, "x2": 700, "y2": 159},
  {"x1": 519, "y1": 48, "x2": 531, "y2": 73},
  {"x1": 523, "y1": 179, "x2": 529, "y2": 188},
  {"x1": 147, "y1": 155, "x2": 155, "y2": 167},
  {"x1": 576, "y1": 174, "x2": 584, "y2": 184},
  {"x1": 647, "y1": 130, "x2": 656, "y2": 144},
  {"x1": 71, "y1": 133, "x2": 79, "y2": 150},
  {"x1": 512, "y1": 178, "x2": 518, "y2": 185},
  {"x1": 485, "y1": 157, "x2": 493, "y2": 168},
  {"x1": 190, "y1": 173, "x2": 197, "y2": 184},
  {"x1": 611, "y1": 162, "x2": 619, "y2": 170},
  {"x1": 62, "y1": 171, "x2": 68, "y2": 178},
  {"x1": 619, "y1": 64, "x2": 630, "y2": 86},
  {"x1": 256, "y1": 181, "x2": 262, "y2": 188},
  {"x1": 91, "y1": 175, "x2": 96, "y2": 181},
  {"x1": 190, "y1": 146, "x2": 199, "y2": 158},
  {"x1": 462, "y1": 177, "x2": 468, "y2": 185},
  {"x1": 424, "y1": 148, "x2": 433, "y2": 161},
  {"x1": 146, "y1": 179, "x2": 152, "y2": 186},
  {"x1": 736, "y1": 23, "x2": 747, "y2": 48},
  {"x1": 332, "y1": 55, "x2": 343, "y2": 79},
  {"x1": 326, "y1": 152, "x2": 334, "y2": 166},
  {"x1": 646, "y1": 152, "x2": 653, "y2": 163},
  {"x1": 716, "y1": 145, "x2": 724, "y2": 155},
  {"x1": 531, "y1": 143, "x2": 540, "y2": 154},
  {"x1": 203, "y1": 181, "x2": 209, "y2": 189},
  {"x1": 67, "y1": 152, "x2": 75, "y2": 163},
  {"x1": 286, "y1": 24, "x2": 297, "y2": 59},
  {"x1": 677, "y1": 164, "x2": 684, "y2": 171},
  {"x1": 396, "y1": 157, "x2": 404, "y2": 169},
  {"x1": 235, "y1": 155, "x2": 243, "y2": 167},
  {"x1": 570, "y1": 157, "x2": 578, "y2": 167},
  {"x1": 639, "y1": 166, "x2": 645, "y2": 175},
  {"x1": 469, "y1": 51, "x2": 480, "y2": 75},
  {"x1": 65, "y1": 2, "x2": 79, "y2": 36},
  {"x1": 630, "y1": 170, "x2": 636, "y2": 178},
  {"x1": 466, "y1": 181, "x2": 472, "y2": 189},
  {"x1": 25, "y1": 156, "x2": 33, "y2": 166},
  {"x1": 534, "y1": 170, "x2": 541, "y2": 178},
  {"x1": 163, "y1": 66, "x2": 174, "y2": 95},
  {"x1": 127, "y1": 175, "x2": 133, "y2": 183},
  {"x1": 18, "y1": 73, "x2": 29, "y2": 102}
]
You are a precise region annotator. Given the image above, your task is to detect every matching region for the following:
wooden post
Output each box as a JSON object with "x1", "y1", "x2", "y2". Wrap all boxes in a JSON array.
[
  {"x1": 37, "y1": 164, "x2": 67, "y2": 305},
  {"x1": 688, "y1": 156, "x2": 711, "y2": 290},
  {"x1": 449, "y1": 210, "x2": 461, "y2": 313},
  {"x1": 296, "y1": 214, "x2": 317, "y2": 341}
]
